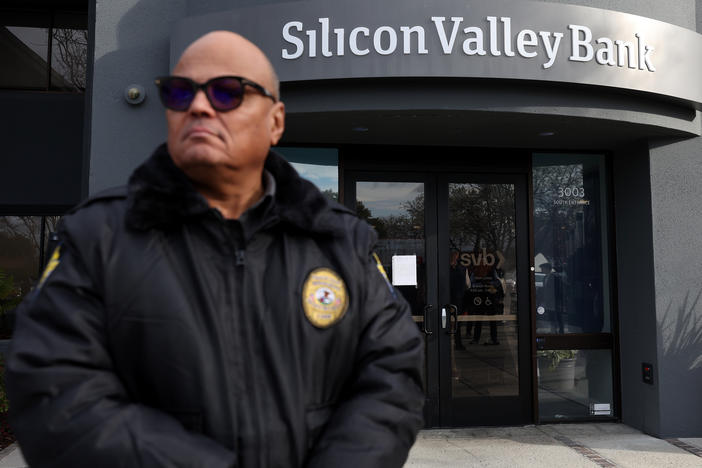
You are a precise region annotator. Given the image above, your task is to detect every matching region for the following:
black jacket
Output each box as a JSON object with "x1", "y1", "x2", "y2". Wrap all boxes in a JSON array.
[{"x1": 7, "y1": 145, "x2": 424, "y2": 468}]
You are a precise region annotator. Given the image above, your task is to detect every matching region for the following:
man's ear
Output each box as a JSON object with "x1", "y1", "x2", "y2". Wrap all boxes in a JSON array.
[{"x1": 269, "y1": 101, "x2": 285, "y2": 146}]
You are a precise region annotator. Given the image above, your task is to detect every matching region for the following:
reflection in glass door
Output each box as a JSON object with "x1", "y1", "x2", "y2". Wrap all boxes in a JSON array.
[
  {"x1": 355, "y1": 180, "x2": 436, "y2": 424},
  {"x1": 355, "y1": 181, "x2": 426, "y2": 326},
  {"x1": 446, "y1": 183, "x2": 519, "y2": 398},
  {"x1": 439, "y1": 176, "x2": 531, "y2": 426},
  {"x1": 352, "y1": 173, "x2": 531, "y2": 427},
  {"x1": 532, "y1": 153, "x2": 616, "y2": 422}
]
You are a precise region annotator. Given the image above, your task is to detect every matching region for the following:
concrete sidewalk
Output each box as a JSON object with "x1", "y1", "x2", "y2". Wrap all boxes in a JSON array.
[
  {"x1": 0, "y1": 423, "x2": 700, "y2": 467},
  {"x1": 0, "y1": 445, "x2": 24, "y2": 468},
  {"x1": 406, "y1": 423, "x2": 702, "y2": 467}
]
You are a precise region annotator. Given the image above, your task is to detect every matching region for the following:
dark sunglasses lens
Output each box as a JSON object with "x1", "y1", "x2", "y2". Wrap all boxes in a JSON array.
[
  {"x1": 160, "y1": 78, "x2": 194, "y2": 111},
  {"x1": 207, "y1": 78, "x2": 244, "y2": 110}
]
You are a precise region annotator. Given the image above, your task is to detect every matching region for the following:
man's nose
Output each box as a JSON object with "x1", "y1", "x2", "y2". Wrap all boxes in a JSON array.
[{"x1": 188, "y1": 89, "x2": 215, "y2": 116}]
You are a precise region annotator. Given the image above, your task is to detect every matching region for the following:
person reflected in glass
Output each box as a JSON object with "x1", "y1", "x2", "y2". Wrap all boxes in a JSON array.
[
  {"x1": 539, "y1": 262, "x2": 565, "y2": 334},
  {"x1": 467, "y1": 249, "x2": 503, "y2": 345},
  {"x1": 449, "y1": 250, "x2": 468, "y2": 350},
  {"x1": 567, "y1": 235, "x2": 603, "y2": 333}
]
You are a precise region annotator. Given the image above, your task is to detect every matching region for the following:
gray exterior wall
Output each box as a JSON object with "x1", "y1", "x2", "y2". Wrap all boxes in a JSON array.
[
  {"x1": 88, "y1": 0, "x2": 702, "y2": 436},
  {"x1": 612, "y1": 142, "x2": 660, "y2": 435},
  {"x1": 647, "y1": 137, "x2": 702, "y2": 437},
  {"x1": 610, "y1": 0, "x2": 702, "y2": 437},
  {"x1": 548, "y1": 0, "x2": 696, "y2": 30},
  {"x1": 626, "y1": 0, "x2": 702, "y2": 438},
  {"x1": 89, "y1": 0, "x2": 186, "y2": 191}
]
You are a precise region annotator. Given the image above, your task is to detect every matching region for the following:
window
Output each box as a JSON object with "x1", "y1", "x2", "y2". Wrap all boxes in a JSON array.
[
  {"x1": 532, "y1": 154, "x2": 611, "y2": 334},
  {"x1": 1, "y1": 10, "x2": 87, "y2": 91},
  {"x1": 0, "y1": 216, "x2": 61, "y2": 339},
  {"x1": 532, "y1": 153, "x2": 616, "y2": 421},
  {"x1": 537, "y1": 349, "x2": 614, "y2": 420},
  {"x1": 275, "y1": 147, "x2": 339, "y2": 201}
]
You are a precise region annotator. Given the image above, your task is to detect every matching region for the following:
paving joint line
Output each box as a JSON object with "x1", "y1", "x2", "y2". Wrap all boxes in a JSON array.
[
  {"x1": 0, "y1": 444, "x2": 17, "y2": 461},
  {"x1": 537, "y1": 428, "x2": 619, "y2": 468},
  {"x1": 665, "y1": 439, "x2": 702, "y2": 458},
  {"x1": 444, "y1": 438, "x2": 480, "y2": 461}
]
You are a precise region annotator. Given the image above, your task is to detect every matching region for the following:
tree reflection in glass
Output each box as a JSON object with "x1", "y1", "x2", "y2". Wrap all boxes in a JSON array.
[
  {"x1": 355, "y1": 182, "x2": 426, "y2": 317},
  {"x1": 447, "y1": 183, "x2": 519, "y2": 396}
]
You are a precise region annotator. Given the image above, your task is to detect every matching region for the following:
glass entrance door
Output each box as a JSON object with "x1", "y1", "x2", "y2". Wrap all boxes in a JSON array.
[
  {"x1": 349, "y1": 172, "x2": 531, "y2": 427},
  {"x1": 438, "y1": 174, "x2": 532, "y2": 426},
  {"x1": 353, "y1": 176, "x2": 438, "y2": 425}
]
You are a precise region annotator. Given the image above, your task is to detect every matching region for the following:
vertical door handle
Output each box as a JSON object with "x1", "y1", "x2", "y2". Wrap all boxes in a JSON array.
[
  {"x1": 445, "y1": 304, "x2": 458, "y2": 334},
  {"x1": 441, "y1": 307, "x2": 447, "y2": 329},
  {"x1": 422, "y1": 305, "x2": 433, "y2": 335}
]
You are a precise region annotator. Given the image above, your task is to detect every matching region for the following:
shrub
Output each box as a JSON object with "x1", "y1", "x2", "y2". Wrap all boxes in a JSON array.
[{"x1": 537, "y1": 349, "x2": 577, "y2": 370}]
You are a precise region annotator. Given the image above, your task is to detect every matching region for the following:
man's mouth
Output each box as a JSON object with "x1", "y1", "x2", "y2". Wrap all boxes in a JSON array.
[{"x1": 184, "y1": 125, "x2": 221, "y2": 140}]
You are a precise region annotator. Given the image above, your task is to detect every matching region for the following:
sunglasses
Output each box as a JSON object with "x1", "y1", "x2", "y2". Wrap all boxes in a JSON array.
[{"x1": 154, "y1": 75, "x2": 277, "y2": 112}]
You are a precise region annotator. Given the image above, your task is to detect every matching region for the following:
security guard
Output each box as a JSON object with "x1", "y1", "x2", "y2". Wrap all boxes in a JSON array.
[{"x1": 7, "y1": 31, "x2": 424, "y2": 468}]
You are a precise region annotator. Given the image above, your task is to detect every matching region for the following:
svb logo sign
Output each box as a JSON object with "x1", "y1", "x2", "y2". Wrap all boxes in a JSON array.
[{"x1": 459, "y1": 248, "x2": 505, "y2": 269}]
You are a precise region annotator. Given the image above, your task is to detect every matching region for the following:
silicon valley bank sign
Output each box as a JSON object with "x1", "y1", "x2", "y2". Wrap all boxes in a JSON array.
[
  {"x1": 172, "y1": 0, "x2": 702, "y2": 107},
  {"x1": 282, "y1": 17, "x2": 656, "y2": 72}
]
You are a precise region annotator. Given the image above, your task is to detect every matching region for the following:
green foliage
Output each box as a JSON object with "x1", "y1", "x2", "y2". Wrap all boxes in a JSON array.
[
  {"x1": 355, "y1": 200, "x2": 372, "y2": 220},
  {"x1": 356, "y1": 193, "x2": 425, "y2": 240},
  {"x1": 0, "y1": 270, "x2": 21, "y2": 317},
  {"x1": 0, "y1": 270, "x2": 13, "y2": 298},
  {"x1": 537, "y1": 349, "x2": 577, "y2": 370},
  {"x1": 0, "y1": 355, "x2": 8, "y2": 413},
  {"x1": 321, "y1": 189, "x2": 339, "y2": 201}
]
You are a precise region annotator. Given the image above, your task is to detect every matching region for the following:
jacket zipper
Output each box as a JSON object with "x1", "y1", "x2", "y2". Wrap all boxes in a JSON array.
[
  {"x1": 227, "y1": 221, "x2": 265, "y2": 468},
  {"x1": 235, "y1": 249, "x2": 245, "y2": 266}
]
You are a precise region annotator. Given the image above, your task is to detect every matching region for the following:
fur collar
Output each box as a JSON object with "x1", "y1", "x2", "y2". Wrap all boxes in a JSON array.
[{"x1": 126, "y1": 143, "x2": 350, "y2": 237}]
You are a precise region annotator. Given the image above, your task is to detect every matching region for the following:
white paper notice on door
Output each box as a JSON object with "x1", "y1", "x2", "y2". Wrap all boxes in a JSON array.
[{"x1": 392, "y1": 255, "x2": 417, "y2": 286}]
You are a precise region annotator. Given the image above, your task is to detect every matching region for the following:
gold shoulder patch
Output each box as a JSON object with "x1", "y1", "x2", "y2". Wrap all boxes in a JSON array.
[
  {"x1": 372, "y1": 252, "x2": 389, "y2": 282},
  {"x1": 38, "y1": 246, "x2": 61, "y2": 289},
  {"x1": 372, "y1": 252, "x2": 395, "y2": 295},
  {"x1": 302, "y1": 267, "x2": 348, "y2": 328}
]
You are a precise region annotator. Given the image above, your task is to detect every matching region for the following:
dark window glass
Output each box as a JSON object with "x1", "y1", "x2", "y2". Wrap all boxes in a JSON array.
[
  {"x1": 0, "y1": 216, "x2": 43, "y2": 338},
  {"x1": 1, "y1": 10, "x2": 87, "y2": 91},
  {"x1": 276, "y1": 147, "x2": 339, "y2": 201},
  {"x1": 0, "y1": 26, "x2": 49, "y2": 89},
  {"x1": 448, "y1": 182, "x2": 519, "y2": 397},
  {"x1": 537, "y1": 349, "x2": 614, "y2": 421},
  {"x1": 532, "y1": 154, "x2": 611, "y2": 334},
  {"x1": 356, "y1": 181, "x2": 427, "y2": 390},
  {"x1": 50, "y1": 11, "x2": 88, "y2": 92},
  {"x1": 50, "y1": 28, "x2": 87, "y2": 91}
]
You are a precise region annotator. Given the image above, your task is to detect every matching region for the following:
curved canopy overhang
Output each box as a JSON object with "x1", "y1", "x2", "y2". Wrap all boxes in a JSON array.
[{"x1": 280, "y1": 78, "x2": 700, "y2": 148}]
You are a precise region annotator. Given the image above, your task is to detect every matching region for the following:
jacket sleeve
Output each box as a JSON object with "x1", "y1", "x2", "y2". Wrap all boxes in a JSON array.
[
  {"x1": 306, "y1": 226, "x2": 425, "y2": 468},
  {"x1": 6, "y1": 230, "x2": 237, "y2": 468}
]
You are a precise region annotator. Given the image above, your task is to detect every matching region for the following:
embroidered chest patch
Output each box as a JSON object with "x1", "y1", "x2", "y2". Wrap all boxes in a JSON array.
[{"x1": 302, "y1": 267, "x2": 348, "y2": 328}]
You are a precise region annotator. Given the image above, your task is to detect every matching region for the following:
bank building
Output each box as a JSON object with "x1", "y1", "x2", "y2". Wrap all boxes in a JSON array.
[{"x1": 2, "y1": 0, "x2": 702, "y2": 438}]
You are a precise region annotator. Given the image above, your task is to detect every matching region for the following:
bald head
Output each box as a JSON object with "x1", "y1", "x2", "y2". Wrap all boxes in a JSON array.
[
  {"x1": 164, "y1": 30, "x2": 286, "y2": 219},
  {"x1": 174, "y1": 31, "x2": 279, "y2": 99}
]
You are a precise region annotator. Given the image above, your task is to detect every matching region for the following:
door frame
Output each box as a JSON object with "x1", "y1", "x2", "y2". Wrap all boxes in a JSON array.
[
  {"x1": 341, "y1": 145, "x2": 534, "y2": 427},
  {"x1": 344, "y1": 170, "x2": 441, "y2": 426},
  {"x1": 436, "y1": 172, "x2": 532, "y2": 426}
]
